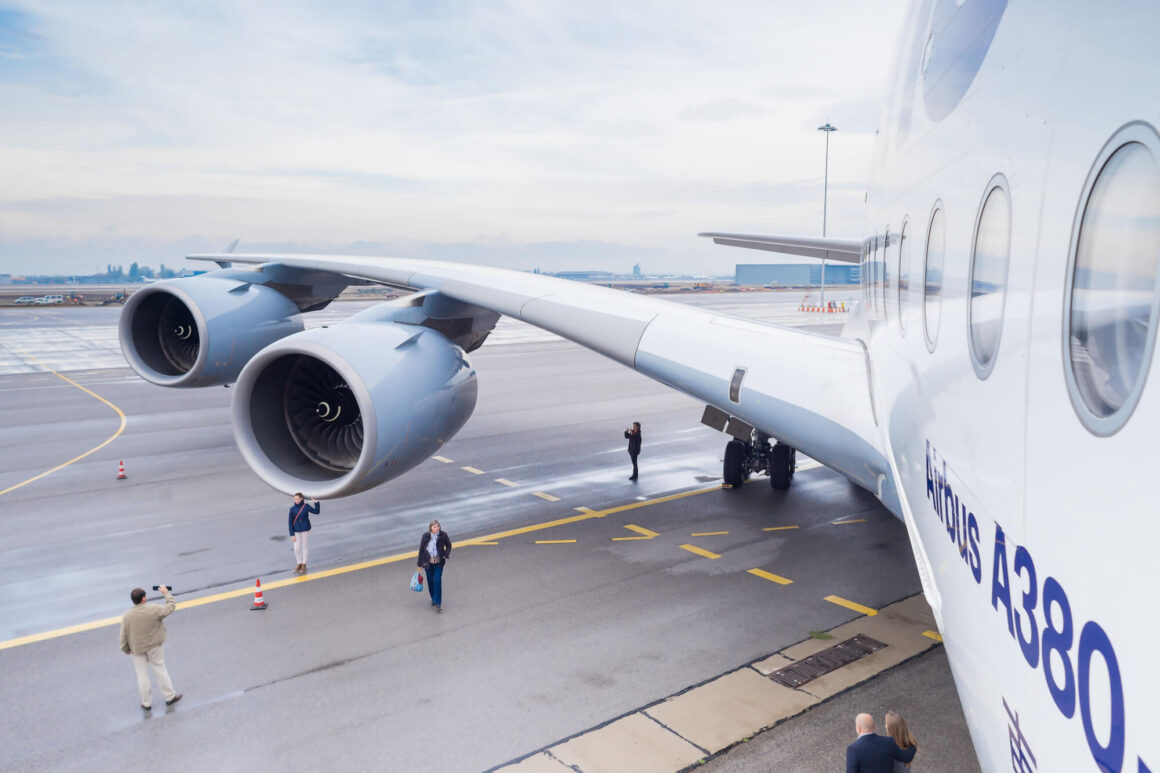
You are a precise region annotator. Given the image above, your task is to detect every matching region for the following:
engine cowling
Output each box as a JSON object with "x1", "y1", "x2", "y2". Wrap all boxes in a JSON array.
[
  {"x1": 119, "y1": 275, "x2": 304, "y2": 387},
  {"x1": 230, "y1": 322, "x2": 478, "y2": 498}
]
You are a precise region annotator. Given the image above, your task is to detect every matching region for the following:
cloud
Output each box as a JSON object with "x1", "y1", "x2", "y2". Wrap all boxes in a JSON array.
[{"x1": 0, "y1": 0, "x2": 907, "y2": 274}]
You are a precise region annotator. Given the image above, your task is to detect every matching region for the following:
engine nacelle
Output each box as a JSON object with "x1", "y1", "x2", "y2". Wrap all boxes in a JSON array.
[
  {"x1": 231, "y1": 322, "x2": 478, "y2": 498},
  {"x1": 119, "y1": 275, "x2": 304, "y2": 387}
]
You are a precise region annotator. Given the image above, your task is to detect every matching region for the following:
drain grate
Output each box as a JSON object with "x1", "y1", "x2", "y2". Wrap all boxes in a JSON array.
[{"x1": 768, "y1": 634, "x2": 887, "y2": 688}]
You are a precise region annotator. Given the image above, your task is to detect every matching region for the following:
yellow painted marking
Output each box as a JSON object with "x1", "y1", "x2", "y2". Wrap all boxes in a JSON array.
[
  {"x1": 533, "y1": 492, "x2": 560, "y2": 502},
  {"x1": 535, "y1": 539, "x2": 576, "y2": 544},
  {"x1": 0, "y1": 335, "x2": 127, "y2": 498},
  {"x1": 832, "y1": 518, "x2": 867, "y2": 525},
  {"x1": 923, "y1": 630, "x2": 943, "y2": 642},
  {"x1": 824, "y1": 595, "x2": 878, "y2": 616},
  {"x1": 762, "y1": 525, "x2": 800, "y2": 532},
  {"x1": 691, "y1": 531, "x2": 729, "y2": 537},
  {"x1": 494, "y1": 478, "x2": 519, "y2": 487},
  {"x1": 0, "y1": 484, "x2": 723, "y2": 651},
  {"x1": 748, "y1": 568, "x2": 793, "y2": 585},
  {"x1": 622, "y1": 524, "x2": 659, "y2": 538},
  {"x1": 575, "y1": 506, "x2": 600, "y2": 516},
  {"x1": 679, "y1": 544, "x2": 721, "y2": 560},
  {"x1": 432, "y1": 456, "x2": 454, "y2": 463},
  {"x1": 461, "y1": 466, "x2": 485, "y2": 474},
  {"x1": 612, "y1": 536, "x2": 651, "y2": 541}
]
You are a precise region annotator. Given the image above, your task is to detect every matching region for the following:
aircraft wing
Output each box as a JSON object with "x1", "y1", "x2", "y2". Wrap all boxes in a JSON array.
[
  {"x1": 697, "y1": 233, "x2": 863, "y2": 263},
  {"x1": 185, "y1": 252, "x2": 891, "y2": 502}
]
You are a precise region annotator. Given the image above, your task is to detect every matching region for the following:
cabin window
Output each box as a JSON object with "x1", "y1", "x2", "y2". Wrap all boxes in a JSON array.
[
  {"x1": 1065, "y1": 122, "x2": 1160, "y2": 435},
  {"x1": 898, "y1": 219, "x2": 910, "y2": 335},
  {"x1": 968, "y1": 176, "x2": 1012, "y2": 378},
  {"x1": 923, "y1": 203, "x2": 946, "y2": 351},
  {"x1": 729, "y1": 368, "x2": 746, "y2": 403}
]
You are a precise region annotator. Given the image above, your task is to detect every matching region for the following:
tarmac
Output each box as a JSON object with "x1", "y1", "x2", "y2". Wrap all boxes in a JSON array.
[{"x1": 0, "y1": 290, "x2": 980, "y2": 771}]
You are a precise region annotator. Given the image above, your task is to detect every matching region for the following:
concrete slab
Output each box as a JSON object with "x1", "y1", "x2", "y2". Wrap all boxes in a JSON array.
[
  {"x1": 644, "y1": 668, "x2": 817, "y2": 754},
  {"x1": 778, "y1": 595, "x2": 939, "y2": 700},
  {"x1": 549, "y1": 713, "x2": 706, "y2": 773},
  {"x1": 498, "y1": 752, "x2": 571, "y2": 772},
  {"x1": 750, "y1": 652, "x2": 794, "y2": 676}
]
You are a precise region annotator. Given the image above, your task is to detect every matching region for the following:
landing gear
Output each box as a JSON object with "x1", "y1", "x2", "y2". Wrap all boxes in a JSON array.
[
  {"x1": 769, "y1": 442, "x2": 795, "y2": 490},
  {"x1": 722, "y1": 436, "x2": 796, "y2": 491}
]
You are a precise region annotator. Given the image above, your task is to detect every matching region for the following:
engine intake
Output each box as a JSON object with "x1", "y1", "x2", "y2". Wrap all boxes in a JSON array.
[
  {"x1": 119, "y1": 276, "x2": 303, "y2": 387},
  {"x1": 232, "y1": 322, "x2": 477, "y2": 498}
]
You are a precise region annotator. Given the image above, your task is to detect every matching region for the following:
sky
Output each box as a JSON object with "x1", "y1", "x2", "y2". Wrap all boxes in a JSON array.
[{"x1": 0, "y1": 1, "x2": 909, "y2": 276}]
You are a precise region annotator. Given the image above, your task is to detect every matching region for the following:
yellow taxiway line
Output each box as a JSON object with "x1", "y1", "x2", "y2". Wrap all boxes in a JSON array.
[
  {"x1": 824, "y1": 595, "x2": 878, "y2": 616},
  {"x1": 748, "y1": 568, "x2": 793, "y2": 585},
  {"x1": 831, "y1": 518, "x2": 867, "y2": 525},
  {"x1": 532, "y1": 491, "x2": 560, "y2": 502},
  {"x1": 461, "y1": 466, "x2": 485, "y2": 475},
  {"x1": 0, "y1": 484, "x2": 723, "y2": 651},
  {"x1": 691, "y1": 531, "x2": 728, "y2": 537},
  {"x1": 762, "y1": 525, "x2": 799, "y2": 532},
  {"x1": 679, "y1": 544, "x2": 721, "y2": 560},
  {"x1": 494, "y1": 478, "x2": 519, "y2": 487},
  {"x1": 0, "y1": 335, "x2": 126, "y2": 498},
  {"x1": 923, "y1": 630, "x2": 943, "y2": 642}
]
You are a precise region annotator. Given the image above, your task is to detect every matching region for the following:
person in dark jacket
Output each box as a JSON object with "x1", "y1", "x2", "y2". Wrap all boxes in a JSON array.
[
  {"x1": 417, "y1": 519, "x2": 452, "y2": 611},
  {"x1": 288, "y1": 493, "x2": 320, "y2": 574},
  {"x1": 624, "y1": 421, "x2": 642, "y2": 480},
  {"x1": 846, "y1": 713, "x2": 916, "y2": 773}
]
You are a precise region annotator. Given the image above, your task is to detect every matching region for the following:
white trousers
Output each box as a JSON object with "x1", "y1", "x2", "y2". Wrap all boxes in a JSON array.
[
  {"x1": 293, "y1": 531, "x2": 310, "y2": 564},
  {"x1": 132, "y1": 645, "x2": 175, "y2": 706}
]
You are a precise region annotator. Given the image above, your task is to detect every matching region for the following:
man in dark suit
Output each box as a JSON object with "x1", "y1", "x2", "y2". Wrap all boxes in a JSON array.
[
  {"x1": 846, "y1": 713, "x2": 916, "y2": 773},
  {"x1": 624, "y1": 421, "x2": 642, "y2": 480}
]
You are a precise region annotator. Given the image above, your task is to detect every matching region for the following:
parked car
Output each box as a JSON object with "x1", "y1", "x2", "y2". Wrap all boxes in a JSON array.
[
  {"x1": 14, "y1": 296, "x2": 36, "y2": 305},
  {"x1": 37, "y1": 294, "x2": 64, "y2": 304}
]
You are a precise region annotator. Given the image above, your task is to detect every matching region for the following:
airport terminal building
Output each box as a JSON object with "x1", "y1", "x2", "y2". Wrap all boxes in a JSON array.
[{"x1": 735, "y1": 263, "x2": 860, "y2": 287}]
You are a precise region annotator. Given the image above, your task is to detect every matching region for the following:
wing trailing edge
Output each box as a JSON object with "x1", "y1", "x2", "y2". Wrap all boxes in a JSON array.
[{"x1": 698, "y1": 232, "x2": 862, "y2": 263}]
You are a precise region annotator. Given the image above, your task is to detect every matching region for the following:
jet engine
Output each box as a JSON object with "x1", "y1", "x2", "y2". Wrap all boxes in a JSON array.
[
  {"x1": 119, "y1": 275, "x2": 304, "y2": 387},
  {"x1": 230, "y1": 322, "x2": 478, "y2": 498}
]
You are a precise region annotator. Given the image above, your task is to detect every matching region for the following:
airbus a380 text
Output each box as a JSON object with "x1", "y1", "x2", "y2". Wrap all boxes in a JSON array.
[{"x1": 115, "y1": 2, "x2": 1157, "y2": 770}]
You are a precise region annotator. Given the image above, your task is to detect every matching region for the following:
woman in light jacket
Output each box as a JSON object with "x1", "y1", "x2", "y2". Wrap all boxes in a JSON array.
[{"x1": 417, "y1": 520, "x2": 452, "y2": 611}]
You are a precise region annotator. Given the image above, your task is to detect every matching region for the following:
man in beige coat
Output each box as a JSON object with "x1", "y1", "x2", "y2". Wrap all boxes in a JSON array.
[{"x1": 119, "y1": 585, "x2": 182, "y2": 711}]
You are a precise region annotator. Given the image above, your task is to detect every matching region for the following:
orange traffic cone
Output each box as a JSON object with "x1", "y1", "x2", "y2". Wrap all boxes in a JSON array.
[
  {"x1": 117, "y1": 460, "x2": 127, "y2": 480},
  {"x1": 250, "y1": 578, "x2": 268, "y2": 611}
]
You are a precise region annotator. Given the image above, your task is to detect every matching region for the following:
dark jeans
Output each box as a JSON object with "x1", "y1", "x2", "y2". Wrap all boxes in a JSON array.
[
  {"x1": 629, "y1": 452, "x2": 639, "y2": 478},
  {"x1": 424, "y1": 563, "x2": 444, "y2": 606}
]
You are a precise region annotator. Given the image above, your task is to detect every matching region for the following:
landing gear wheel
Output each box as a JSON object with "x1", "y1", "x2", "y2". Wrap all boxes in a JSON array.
[
  {"x1": 723, "y1": 439, "x2": 746, "y2": 488},
  {"x1": 769, "y1": 442, "x2": 795, "y2": 490}
]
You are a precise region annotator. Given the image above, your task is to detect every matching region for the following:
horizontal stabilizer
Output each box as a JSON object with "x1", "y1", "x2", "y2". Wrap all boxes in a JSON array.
[{"x1": 699, "y1": 232, "x2": 862, "y2": 263}]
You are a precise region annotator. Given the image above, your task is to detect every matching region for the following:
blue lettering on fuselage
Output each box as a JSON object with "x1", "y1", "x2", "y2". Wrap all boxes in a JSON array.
[{"x1": 923, "y1": 439, "x2": 1147, "y2": 772}]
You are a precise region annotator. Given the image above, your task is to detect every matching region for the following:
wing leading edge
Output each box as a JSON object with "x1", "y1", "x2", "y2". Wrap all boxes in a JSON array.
[{"x1": 187, "y1": 252, "x2": 893, "y2": 506}]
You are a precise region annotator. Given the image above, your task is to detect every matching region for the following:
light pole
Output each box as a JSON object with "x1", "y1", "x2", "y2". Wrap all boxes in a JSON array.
[{"x1": 817, "y1": 122, "x2": 837, "y2": 310}]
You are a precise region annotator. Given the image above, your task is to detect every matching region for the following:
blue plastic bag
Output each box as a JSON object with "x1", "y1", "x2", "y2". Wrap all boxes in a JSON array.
[{"x1": 410, "y1": 571, "x2": 424, "y2": 592}]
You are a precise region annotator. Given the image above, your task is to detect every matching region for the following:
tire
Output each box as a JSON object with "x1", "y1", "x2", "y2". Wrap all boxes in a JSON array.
[
  {"x1": 769, "y1": 443, "x2": 795, "y2": 490},
  {"x1": 723, "y1": 440, "x2": 746, "y2": 487}
]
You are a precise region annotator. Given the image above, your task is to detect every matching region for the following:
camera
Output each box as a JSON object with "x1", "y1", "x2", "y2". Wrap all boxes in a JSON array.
[{"x1": 151, "y1": 585, "x2": 173, "y2": 591}]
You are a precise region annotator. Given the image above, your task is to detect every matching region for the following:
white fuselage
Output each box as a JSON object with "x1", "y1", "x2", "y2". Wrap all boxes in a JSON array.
[{"x1": 851, "y1": 2, "x2": 1158, "y2": 770}]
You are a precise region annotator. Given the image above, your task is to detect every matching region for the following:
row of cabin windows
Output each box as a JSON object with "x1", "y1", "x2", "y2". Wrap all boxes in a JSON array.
[{"x1": 859, "y1": 121, "x2": 1160, "y2": 436}]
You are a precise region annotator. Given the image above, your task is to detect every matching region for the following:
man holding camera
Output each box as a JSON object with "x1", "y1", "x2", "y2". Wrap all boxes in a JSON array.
[
  {"x1": 119, "y1": 585, "x2": 181, "y2": 711},
  {"x1": 625, "y1": 421, "x2": 642, "y2": 480}
]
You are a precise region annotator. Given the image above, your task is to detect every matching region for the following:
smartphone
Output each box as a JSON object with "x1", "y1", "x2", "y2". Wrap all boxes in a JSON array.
[{"x1": 151, "y1": 585, "x2": 173, "y2": 591}]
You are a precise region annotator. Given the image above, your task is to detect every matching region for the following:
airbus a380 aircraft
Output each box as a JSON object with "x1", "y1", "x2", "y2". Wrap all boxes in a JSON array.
[{"x1": 115, "y1": 1, "x2": 1156, "y2": 770}]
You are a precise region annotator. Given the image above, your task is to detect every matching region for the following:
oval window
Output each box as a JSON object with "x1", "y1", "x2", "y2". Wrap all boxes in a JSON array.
[
  {"x1": 1065, "y1": 123, "x2": 1160, "y2": 435},
  {"x1": 923, "y1": 204, "x2": 946, "y2": 350},
  {"x1": 968, "y1": 177, "x2": 1012, "y2": 377},
  {"x1": 898, "y1": 219, "x2": 910, "y2": 335}
]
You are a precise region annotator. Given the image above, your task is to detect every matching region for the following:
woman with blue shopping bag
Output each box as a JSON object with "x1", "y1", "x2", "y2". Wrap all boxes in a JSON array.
[{"x1": 416, "y1": 520, "x2": 452, "y2": 611}]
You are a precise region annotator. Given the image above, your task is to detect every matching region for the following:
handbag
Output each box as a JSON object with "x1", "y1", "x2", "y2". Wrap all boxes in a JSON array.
[{"x1": 410, "y1": 571, "x2": 424, "y2": 592}]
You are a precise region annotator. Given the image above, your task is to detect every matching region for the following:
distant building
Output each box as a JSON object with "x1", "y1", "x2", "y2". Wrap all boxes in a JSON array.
[
  {"x1": 632, "y1": 263, "x2": 641, "y2": 277},
  {"x1": 0, "y1": 274, "x2": 11, "y2": 285},
  {"x1": 735, "y1": 263, "x2": 859, "y2": 286},
  {"x1": 552, "y1": 270, "x2": 614, "y2": 282}
]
